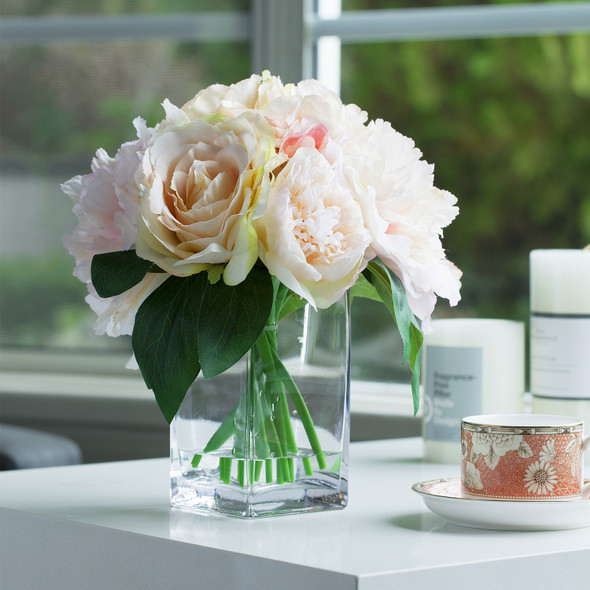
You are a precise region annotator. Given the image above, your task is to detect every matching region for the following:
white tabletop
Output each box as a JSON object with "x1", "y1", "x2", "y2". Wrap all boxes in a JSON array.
[{"x1": 1, "y1": 438, "x2": 589, "y2": 590}]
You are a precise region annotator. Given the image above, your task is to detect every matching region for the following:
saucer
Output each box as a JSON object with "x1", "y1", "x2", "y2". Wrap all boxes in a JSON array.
[{"x1": 412, "y1": 478, "x2": 590, "y2": 531}]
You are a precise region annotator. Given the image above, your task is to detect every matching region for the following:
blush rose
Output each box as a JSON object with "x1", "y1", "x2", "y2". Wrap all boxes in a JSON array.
[{"x1": 135, "y1": 106, "x2": 278, "y2": 285}]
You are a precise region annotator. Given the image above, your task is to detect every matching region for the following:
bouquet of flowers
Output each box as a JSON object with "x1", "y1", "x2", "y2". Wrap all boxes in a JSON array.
[{"x1": 63, "y1": 71, "x2": 461, "y2": 461}]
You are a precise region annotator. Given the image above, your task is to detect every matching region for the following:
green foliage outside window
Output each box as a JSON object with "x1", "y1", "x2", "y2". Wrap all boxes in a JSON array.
[
  {"x1": 1, "y1": 1, "x2": 588, "y2": 384},
  {"x1": 342, "y1": 33, "x2": 590, "y2": 324}
]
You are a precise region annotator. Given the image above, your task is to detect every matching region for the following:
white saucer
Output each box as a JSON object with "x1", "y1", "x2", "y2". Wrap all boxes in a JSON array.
[{"x1": 412, "y1": 478, "x2": 590, "y2": 531}]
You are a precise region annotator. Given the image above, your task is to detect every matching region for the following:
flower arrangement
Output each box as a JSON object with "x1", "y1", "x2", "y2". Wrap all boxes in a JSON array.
[{"x1": 63, "y1": 71, "x2": 461, "y2": 457}]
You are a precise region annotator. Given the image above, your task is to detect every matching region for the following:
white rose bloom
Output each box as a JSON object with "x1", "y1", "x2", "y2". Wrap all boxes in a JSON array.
[{"x1": 255, "y1": 148, "x2": 371, "y2": 308}]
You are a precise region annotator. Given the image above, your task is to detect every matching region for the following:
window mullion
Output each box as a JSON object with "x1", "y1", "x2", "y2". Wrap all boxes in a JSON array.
[
  {"x1": 0, "y1": 13, "x2": 250, "y2": 44},
  {"x1": 250, "y1": 0, "x2": 314, "y2": 83},
  {"x1": 311, "y1": 2, "x2": 590, "y2": 43}
]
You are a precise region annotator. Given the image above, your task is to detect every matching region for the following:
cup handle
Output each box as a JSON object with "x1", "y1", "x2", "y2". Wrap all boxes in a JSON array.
[{"x1": 583, "y1": 436, "x2": 590, "y2": 500}]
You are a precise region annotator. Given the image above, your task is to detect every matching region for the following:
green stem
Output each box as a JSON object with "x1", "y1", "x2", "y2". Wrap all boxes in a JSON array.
[
  {"x1": 278, "y1": 389, "x2": 298, "y2": 455},
  {"x1": 276, "y1": 389, "x2": 297, "y2": 481},
  {"x1": 255, "y1": 333, "x2": 291, "y2": 482},
  {"x1": 202, "y1": 406, "x2": 238, "y2": 454},
  {"x1": 302, "y1": 456, "x2": 313, "y2": 476},
  {"x1": 255, "y1": 389, "x2": 286, "y2": 483},
  {"x1": 252, "y1": 363, "x2": 271, "y2": 460},
  {"x1": 271, "y1": 411, "x2": 293, "y2": 482},
  {"x1": 263, "y1": 320, "x2": 295, "y2": 482},
  {"x1": 254, "y1": 460, "x2": 263, "y2": 482},
  {"x1": 189, "y1": 285, "x2": 327, "y2": 485},
  {"x1": 237, "y1": 460, "x2": 245, "y2": 487},
  {"x1": 219, "y1": 457, "x2": 232, "y2": 484},
  {"x1": 266, "y1": 340, "x2": 327, "y2": 470},
  {"x1": 190, "y1": 405, "x2": 237, "y2": 475}
]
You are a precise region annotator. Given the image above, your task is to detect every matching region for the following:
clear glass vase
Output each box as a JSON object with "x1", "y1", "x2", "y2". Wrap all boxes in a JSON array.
[{"x1": 170, "y1": 295, "x2": 350, "y2": 518}]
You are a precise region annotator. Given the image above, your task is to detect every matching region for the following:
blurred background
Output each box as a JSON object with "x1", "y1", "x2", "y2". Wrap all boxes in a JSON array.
[{"x1": 0, "y1": 0, "x2": 589, "y2": 459}]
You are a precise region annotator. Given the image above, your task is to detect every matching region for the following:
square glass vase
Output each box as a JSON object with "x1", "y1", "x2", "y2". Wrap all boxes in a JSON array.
[{"x1": 170, "y1": 296, "x2": 350, "y2": 518}]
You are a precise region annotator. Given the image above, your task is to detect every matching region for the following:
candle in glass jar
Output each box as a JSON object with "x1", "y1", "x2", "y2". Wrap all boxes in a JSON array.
[
  {"x1": 530, "y1": 249, "x2": 590, "y2": 427},
  {"x1": 422, "y1": 318, "x2": 525, "y2": 463}
]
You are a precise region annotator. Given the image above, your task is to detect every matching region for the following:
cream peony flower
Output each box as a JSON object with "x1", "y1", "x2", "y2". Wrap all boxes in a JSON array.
[
  {"x1": 344, "y1": 119, "x2": 461, "y2": 331},
  {"x1": 254, "y1": 148, "x2": 371, "y2": 308},
  {"x1": 135, "y1": 107, "x2": 277, "y2": 284}
]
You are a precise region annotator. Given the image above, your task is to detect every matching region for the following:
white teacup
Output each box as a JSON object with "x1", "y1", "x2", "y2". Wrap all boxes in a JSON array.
[{"x1": 461, "y1": 414, "x2": 590, "y2": 501}]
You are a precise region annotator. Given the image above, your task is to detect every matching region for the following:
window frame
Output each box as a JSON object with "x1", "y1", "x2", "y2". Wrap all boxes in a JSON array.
[{"x1": 0, "y1": 1, "x2": 588, "y2": 414}]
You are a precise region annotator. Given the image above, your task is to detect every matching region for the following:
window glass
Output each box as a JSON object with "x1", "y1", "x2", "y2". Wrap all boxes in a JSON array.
[
  {"x1": 0, "y1": 9, "x2": 250, "y2": 350},
  {"x1": 345, "y1": 33, "x2": 590, "y2": 380},
  {"x1": 3, "y1": 1, "x2": 588, "y2": 388}
]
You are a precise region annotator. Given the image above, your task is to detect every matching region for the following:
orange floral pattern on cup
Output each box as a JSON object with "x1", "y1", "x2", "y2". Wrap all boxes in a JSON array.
[{"x1": 461, "y1": 428, "x2": 585, "y2": 501}]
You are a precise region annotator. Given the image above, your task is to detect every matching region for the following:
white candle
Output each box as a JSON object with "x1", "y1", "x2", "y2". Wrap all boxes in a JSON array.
[
  {"x1": 530, "y1": 249, "x2": 590, "y2": 315},
  {"x1": 530, "y1": 249, "x2": 590, "y2": 468},
  {"x1": 422, "y1": 319, "x2": 525, "y2": 463}
]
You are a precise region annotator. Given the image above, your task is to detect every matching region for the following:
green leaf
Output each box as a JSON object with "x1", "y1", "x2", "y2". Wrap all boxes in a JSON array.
[
  {"x1": 277, "y1": 291, "x2": 307, "y2": 321},
  {"x1": 362, "y1": 259, "x2": 423, "y2": 414},
  {"x1": 91, "y1": 250, "x2": 155, "y2": 298},
  {"x1": 349, "y1": 273, "x2": 381, "y2": 303},
  {"x1": 132, "y1": 275, "x2": 205, "y2": 424},
  {"x1": 410, "y1": 346, "x2": 423, "y2": 416},
  {"x1": 197, "y1": 266, "x2": 274, "y2": 379}
]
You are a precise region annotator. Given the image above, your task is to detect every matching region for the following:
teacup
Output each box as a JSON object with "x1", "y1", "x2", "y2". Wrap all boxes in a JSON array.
[{"x1": 461, "y1": 414, "x2": 590, "y2": 501}]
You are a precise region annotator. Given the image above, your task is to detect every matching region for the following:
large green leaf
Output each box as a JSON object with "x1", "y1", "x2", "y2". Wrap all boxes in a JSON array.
[
  {"x1": 91, "y1": 250, "x2": 155, "y2": 298},
  {"x1": 197, "y1": 266, "x2": 274, "y2": 379},
  {"x1": 362, "y1": 259, "x2": 423, "y2": 414},
  {"x1": 132, "y1": 275, "x2": 205, "y2": 424}
]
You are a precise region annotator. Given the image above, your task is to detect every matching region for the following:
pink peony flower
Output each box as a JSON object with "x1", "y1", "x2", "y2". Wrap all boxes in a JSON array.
[
  {"x1": 62, "y1": 118, "x2": 151, "y2": 282},
  {"x1": 62, "y1": 118, "x2": 165, "y2": 336}
]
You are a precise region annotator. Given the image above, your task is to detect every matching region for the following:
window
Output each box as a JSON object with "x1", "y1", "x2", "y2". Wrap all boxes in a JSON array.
[
  {"x1": 1, "y1": 0, "x2": 589, "y2": 395},
  {"x1": 0, "y1": 1, "x2": 250, "y2": 359}
]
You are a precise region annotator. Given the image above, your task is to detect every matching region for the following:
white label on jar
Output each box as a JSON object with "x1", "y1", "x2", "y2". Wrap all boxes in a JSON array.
[
  {"x1": 530, "y1": 314, "x2": 590, "y2": 399},
  {"x1": 423, "y1": 345, "x2": 483, "y2": 443}
]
